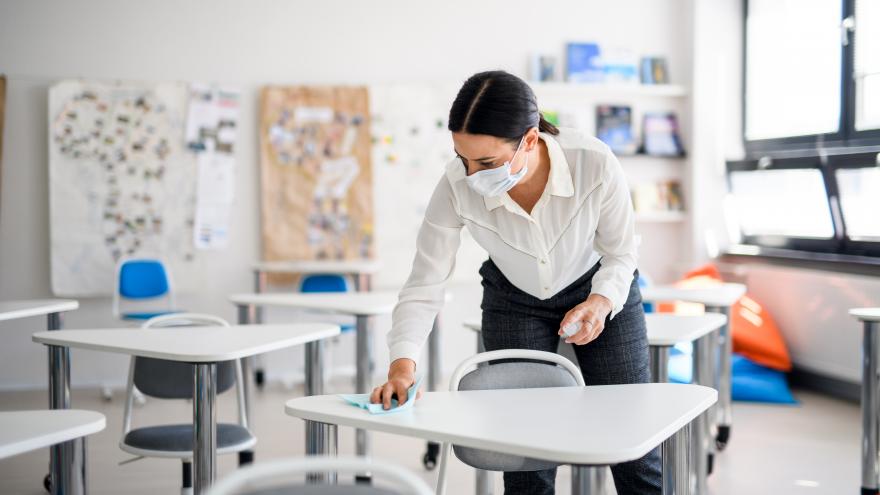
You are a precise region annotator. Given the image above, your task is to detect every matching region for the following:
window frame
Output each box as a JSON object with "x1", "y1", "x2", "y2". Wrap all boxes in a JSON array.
[
  {"x1": 742, "y1": 0, "x2": 880, "y2": 155},
  {"x1": 726, "y1": 156, "x2": 842, "y2": 254}
]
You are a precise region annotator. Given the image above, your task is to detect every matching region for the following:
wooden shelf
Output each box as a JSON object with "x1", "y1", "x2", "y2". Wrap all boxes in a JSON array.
[
  {"x1": 634, "y1": 211, "x2": 687, "y2": 223},
  {"x1": 532, "y1": 82, "x2": 689, "y2": 98}
]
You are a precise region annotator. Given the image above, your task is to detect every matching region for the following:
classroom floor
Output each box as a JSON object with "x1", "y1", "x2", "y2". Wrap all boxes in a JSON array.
[{"x1": 0, "y1": 380, "x2": 859, "y2": 495}]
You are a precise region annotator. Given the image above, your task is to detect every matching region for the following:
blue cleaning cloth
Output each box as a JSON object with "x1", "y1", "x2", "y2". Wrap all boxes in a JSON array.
[{"x1": 339, "y1": 375, "x2": 424, "y2": 415}]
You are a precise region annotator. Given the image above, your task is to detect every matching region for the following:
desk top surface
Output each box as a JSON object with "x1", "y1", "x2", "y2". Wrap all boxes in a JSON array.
[
  {"x1": 640, "y1": 283, "x2": 746, "y2": 307},
  {"x1": 851, "y1": 308, "x2": 880, "y2": 322},
  {"x1": 32, "y1": 324, "x2": 340, "y2": 362},
  {"x1": 253, "y1": 260, "x2": 381, "y2": 275},
  {"x1": 0, "y1": 299, "x2": 79, "y2": 323},
  {"x1": 0, "y1": 410, "x2": 105, "y2": 460},
  {"x1": 464, "y1": 313, "x2": 726, "y2": 346},
  {"x1": 286, "y1": 384, "x2": 716, "y2": 465},
  {"x1": 229, "y1": 291, "x2": 401, "y2": 316}
]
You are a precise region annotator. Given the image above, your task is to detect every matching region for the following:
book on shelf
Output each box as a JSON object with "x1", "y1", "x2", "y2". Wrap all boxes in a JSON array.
[
  {"x1": 641, "y1": 112, "x2": 685, "y2": 156},
  {"x1": 596, "y1": 105, "x2": 636, "y2": 155}
]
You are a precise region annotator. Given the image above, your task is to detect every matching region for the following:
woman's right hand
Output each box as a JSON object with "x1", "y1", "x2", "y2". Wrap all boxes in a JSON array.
[{"x1": 369, "y1": 358, "x2": 420, "y2": 410}]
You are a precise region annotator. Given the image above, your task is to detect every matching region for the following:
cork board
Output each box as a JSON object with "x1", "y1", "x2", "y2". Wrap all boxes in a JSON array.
[{"x1": 259, "y1": 86, "x2": 374, "y2": 266}]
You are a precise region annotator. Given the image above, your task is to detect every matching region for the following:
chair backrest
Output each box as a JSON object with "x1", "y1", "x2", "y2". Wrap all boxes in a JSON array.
[
  {"x1": 119, "y1": 259, "x2": 170, "y2": 298},
  {"x1": 204, "y1": 456, "x2": 433, "y2": 495},
  {"x1": 133, "y1": 313, "x2": 236, "y2": 399},
  {"x1": 300, "y1": 274, "x2": 350, "y2": 293},
  {"x1": 449, "y1": 350, "x2": 584, "y2": 473}
]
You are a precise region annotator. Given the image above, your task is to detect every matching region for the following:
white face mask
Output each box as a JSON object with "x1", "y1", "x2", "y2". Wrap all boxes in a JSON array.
[{"x1": 464, "y1": 136, "x2": 529, "y2": 198}]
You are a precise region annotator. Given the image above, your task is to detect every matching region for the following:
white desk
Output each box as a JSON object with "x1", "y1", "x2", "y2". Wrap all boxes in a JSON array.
[
  {"x1": 641, "y1": 283, "x2": 746, "y2": 459},
  {"x1": 0, "y1": 410, "x2": 105, "y2": 460},
  {"x1": 286, "y1": 384, "x2": 717, "y2": 495},
  {"x1": 252, "y1": 260, "x2": 382, "y2": 293},
  {"x1": 229, "y1": 291, "x2": 447, "y2": 467},
  {"x1": 851, "y1": 308, "x2": 880, "y2": 494},
  {"x1": 33, "y1": 323, "x2": 339, "y2": 495},
  {"x1": 462, "y1": 313, "x2": 727, "y2": 380},
  {"x1": 463, "y1": 312, "x2": 726, "y2": 494},
  {"x1": 1, "y1": 298, "x2": 79, "y2": 493},
  {"x1": 248, "y1": 261, "x2": 382, "y2": 388},
  {"x1": 0, "y1": 299, "x2": 79, "y2": 325}
]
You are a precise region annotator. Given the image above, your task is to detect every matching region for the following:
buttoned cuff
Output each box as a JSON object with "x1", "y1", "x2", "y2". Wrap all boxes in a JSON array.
[
  {"x1": 589, "y1": 283, "x2": 623, "y2": 320},
  {"x1": 389, "y1": 341, "x2": 422, "y2": 370}
]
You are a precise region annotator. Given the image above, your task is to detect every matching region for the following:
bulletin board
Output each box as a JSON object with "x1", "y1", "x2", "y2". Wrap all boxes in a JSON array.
[
  {"x1": 259, "y1": 86, "x2": 374, "y2": 263},
  {"x1": 48, "y1": 80, "x2": 200, "y2": 296}
]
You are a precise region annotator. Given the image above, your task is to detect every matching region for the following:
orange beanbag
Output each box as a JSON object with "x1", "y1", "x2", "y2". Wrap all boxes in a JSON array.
[{"x1": 658, "y1": 264, "x2": 791, "y2": 372}]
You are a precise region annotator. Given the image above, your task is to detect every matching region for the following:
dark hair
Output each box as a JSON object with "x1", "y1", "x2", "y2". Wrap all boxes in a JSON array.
[{"x1": 448, "y1": 70, "x2": 560, "y2": 144}]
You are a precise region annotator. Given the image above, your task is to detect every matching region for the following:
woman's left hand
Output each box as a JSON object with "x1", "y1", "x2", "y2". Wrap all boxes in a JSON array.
[{"x1": 558, "y1": 293, "x2": 613, "y2": 345}]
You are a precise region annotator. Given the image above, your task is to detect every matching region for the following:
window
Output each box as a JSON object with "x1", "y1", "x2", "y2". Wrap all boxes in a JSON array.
[
  {"x1": 745, "y1": 0, "x2": 843, "y2": 142},
  {"x1": 729, "y1": 168, "x2": 835, "y2": 239},
  {"x1": 854, "y1": 0, "x2": 880, "y2": 132},
  {"x1": 727, "y1": 152, "x2": 880, "y2": 260},
  {"x1": 744, "y1": 0, "x2": 880, "y2": 152}
]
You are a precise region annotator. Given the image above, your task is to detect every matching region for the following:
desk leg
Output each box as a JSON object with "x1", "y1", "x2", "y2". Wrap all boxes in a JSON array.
[
  {"x1": 691, "y1": 333, "x2": 712, "y2": 494},
  {"x1": 662, "y1": 422, "x2": 691, "y2": 495},
  {"x1": 236, "y1": 304, "x2": 254, "y2": 453},
  {"x1": 355, "y1": 315, "x2": 372, "y2": 459},
  {"x1": 422, "y1": 315, "x2": 443, "y2": 470},
  {"x1": 862, "y1": 322, "x2": 880, "y2": 494},
  {"x1": 305, "y1": 340, "x2": 325, "y2": 396},
  {"x1": 650, "y1": 346, "x2": 670, "y2": 383},
  {"x1": 475, "y1": 469, "x2": 494, "y2": 495},
  {"x1": 193, "y1": 363, "x2": 217, "y2": 495},
  {"x1": 354, "y1": 273, "x2": 372, "y2": 292},
  {"x1": 571, "y1": 466, "x2": 607, "y2": 495},
  {"x1": 48, "y1": 344, "x2": 86, "y2": 495},
  {"x1": 305, "y1": 420, "x2": 338, "y2": 484},
  {"x1": 709, "y1": 305, "x2": 733, "y2": 451}
]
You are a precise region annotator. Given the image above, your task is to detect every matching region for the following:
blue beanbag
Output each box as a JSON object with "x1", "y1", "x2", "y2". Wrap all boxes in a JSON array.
[{"x1": 668, "y1": 351, "x2": 797, "y2": 404}]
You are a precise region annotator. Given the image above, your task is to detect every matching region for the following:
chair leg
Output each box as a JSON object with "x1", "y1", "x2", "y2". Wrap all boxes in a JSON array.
[{"x1": 181, "y1": 461, "x2": 192, "y2": 495}]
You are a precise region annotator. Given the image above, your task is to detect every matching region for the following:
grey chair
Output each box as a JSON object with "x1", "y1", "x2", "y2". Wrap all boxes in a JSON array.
[
  {"x1": 204, "y1": 456, "x2": 433, "y2": 495},
  {"x1": 435, "y1": 349, "x2": 586, "y2": 495},
  {"x1": 120, "y1": 313, "x2": 256, "y2": 495}
]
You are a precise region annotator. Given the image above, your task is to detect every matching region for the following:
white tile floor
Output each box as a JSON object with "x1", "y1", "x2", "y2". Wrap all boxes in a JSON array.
[{"x1": 0, "y1": 380, "x2": 860, "y2": 495}]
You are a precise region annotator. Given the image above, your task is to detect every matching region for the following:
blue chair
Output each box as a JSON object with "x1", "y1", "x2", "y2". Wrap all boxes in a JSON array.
[
  {"x1": 299, "y1": 274, "x2": 355, "y2": 333},
  {"x1": 113, "y1": 258, "x2": 181, "y2": 321},
  {"x1": 638, "y1": 273, "x2": 655, "y2": 313}
]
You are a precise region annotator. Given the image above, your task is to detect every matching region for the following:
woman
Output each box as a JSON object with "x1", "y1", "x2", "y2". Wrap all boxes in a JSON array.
[{"x1": 370, "y1": 70, "x2": 661, "y2": 495}]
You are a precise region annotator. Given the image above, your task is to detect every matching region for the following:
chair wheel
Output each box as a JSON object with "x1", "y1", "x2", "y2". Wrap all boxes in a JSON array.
[
  {"x1": 43, "y1": 473, "x2": 51, "y2": 492},
  {"x1": 423, "y1": 441, "x2": 440, "y2": 470},
  {"x1": 238, "y1": 450, "x2": 254, "y2": 466},
  {"x1": 255, "y1": 370, "x2": 266, "y2": 389},
  {"x1": 715, "y1": 425, "x2": 731, "y2": 451},
  {"x1": 355, "y1": 474, "x2": 372, "y2": 484},
  {"x1": 707, "y1": 452, "x2": 714, "y2": 476}
]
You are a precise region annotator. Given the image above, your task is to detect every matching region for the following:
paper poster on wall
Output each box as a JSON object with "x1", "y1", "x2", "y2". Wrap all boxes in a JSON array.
[
  {"x1": 48, "y1": 80, "x2": 199, "y2": 296},
  {"x1": 259, "y1": 86, "x2": 374, "y2": 263},
  {"x1": 187, "y1": 83, "x2": 239, "y2": 249}
]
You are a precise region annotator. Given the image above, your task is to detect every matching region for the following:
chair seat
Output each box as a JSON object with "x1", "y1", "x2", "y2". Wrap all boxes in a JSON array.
[
  {"x1": 123, "y1": 423, "x2": 253, "y2": 453},
  {"x1": 122, "y1": 310, "x2": 182, "y2": 320},
  {"x1": 246, "y1": 486, "x2": 400, "y2": 495}
]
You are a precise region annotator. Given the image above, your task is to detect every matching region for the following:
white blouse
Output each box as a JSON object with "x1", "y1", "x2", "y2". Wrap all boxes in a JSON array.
[{"x1": 388, "y1": 128, "x2": 637, "y2": 365}]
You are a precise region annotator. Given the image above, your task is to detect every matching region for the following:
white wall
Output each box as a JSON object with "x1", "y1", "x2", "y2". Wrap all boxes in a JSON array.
[{"x1": 0, "y1": 0, "x2": 691, "y2": 390}]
